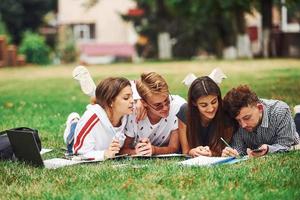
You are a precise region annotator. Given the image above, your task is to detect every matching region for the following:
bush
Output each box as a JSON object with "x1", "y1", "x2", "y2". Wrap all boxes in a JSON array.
[
  {"x1": 19, "y1": 32, "x2": 50, "y2": 65},
  {"x1": 60, "y1": 41, "x2": 77, "y2": 63}
]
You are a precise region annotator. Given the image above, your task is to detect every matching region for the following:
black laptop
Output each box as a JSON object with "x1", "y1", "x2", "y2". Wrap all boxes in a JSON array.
[
  {"x1": 7, "y1": 129, "x2": 44, "y2": 167},
  {"x1": 6, "y1": 129, "x2": 96, "y2": 169}
]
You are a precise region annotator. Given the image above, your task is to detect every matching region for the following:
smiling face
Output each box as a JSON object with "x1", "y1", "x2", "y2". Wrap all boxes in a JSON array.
[
  {"x1": 143, "y1": 93, "x2": 170, "y2": 118},
  {"x1": 235, "y1": 103, "x2": 263, "y2": 132},
  {"x1": 111, "y1": 85, "x2": 134, "y2": 116},
  {"x1": 195, "y1": 95, "x2": 219, "y2": 122}
]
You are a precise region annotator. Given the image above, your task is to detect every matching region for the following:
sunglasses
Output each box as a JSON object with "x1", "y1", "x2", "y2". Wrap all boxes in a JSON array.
[{"x1": 144, "y1": 95, "x2": 173, "y2": 111}]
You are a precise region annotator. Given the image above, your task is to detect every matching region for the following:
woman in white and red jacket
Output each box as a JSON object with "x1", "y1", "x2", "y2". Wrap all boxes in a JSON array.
[{"x1": 72, "y1": 77, "x2": 134, "y2": 160}]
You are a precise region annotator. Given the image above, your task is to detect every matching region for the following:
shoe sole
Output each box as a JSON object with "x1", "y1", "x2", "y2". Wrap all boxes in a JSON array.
[{"x1": 72, "y1": 65, "x2": 96, "y2": 97}]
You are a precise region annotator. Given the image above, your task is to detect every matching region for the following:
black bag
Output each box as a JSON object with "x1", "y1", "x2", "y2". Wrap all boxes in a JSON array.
[
  {"x1": 0, "y1": 132, "x2": 13, "y2": 160},
  {"x1": 0, "y1": 127, "x2": 42, "y2": 160}
]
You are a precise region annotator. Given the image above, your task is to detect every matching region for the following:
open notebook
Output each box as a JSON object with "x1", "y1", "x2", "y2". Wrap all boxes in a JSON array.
[
  {"x1": 179, "y1": 155, "x2": 246, "y2": 166},
  {"x1": 131, "y1": 153, "x2": 190, "y2": 159}
]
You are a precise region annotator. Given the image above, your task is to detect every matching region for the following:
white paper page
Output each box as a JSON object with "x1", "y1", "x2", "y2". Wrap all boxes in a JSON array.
[
  {"x1": 40, "y1": 148, "x2": 53, "y2": 155},
  {"x1": 153, "y1": 153, "x2": 189, "y2": 158},
  {"x1": 44, "y1": 158, "x2": 83, "y2": 169},
  {"x1": 179, "y1": 155, "x2": 234, "y2": 166}
]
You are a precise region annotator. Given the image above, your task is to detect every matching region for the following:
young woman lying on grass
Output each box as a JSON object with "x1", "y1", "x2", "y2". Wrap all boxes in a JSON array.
[
  {"x1": 64, "y1": 77, "x2": 134, "y2": 160},
  {"x1": 177, "y1": 76, "x2": 235, "y2": 157},
  {"x1": 66, "y1": 67, "x2": 185, "y2": 157}
]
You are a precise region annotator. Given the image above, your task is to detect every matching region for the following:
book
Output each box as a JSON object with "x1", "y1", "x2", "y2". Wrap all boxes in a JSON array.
[
  {"x1": 178, "y1": 155, "x2": 246, "y2": 167},
  {"x1": 152, "y1": 153, "x2": 191, "y2": 158},
  {"x1": 43, "y1": 154, "x2": 130, "y2": 169},
  {"x1": 44, "y1": 158, "x2": 84, "y2": 169},
  {"x1": 131, "y1": 153, "x2": 190, "y2": 159}
]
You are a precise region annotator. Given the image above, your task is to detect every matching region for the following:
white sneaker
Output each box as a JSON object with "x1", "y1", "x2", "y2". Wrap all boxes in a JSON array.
[
  {"x1": 63, "y1": 112, "x2": 80, "y2": 144},
  {"x1": 208, "y1": 68, "x2": 227, "y2": 84},
  {"x1": 294, "y1": 105, "x2": 300, "y2": 114},
  {"x1": 72, "y1": 65, "x2": 96, "y2": 97},
  {"x1": 182, "y1": 73, "x2": 197, "y2": 87}
]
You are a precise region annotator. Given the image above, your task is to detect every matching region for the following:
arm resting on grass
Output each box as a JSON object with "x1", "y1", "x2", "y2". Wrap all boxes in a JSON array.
[
  {"x1": 73, "y1": 133, "x2": 106, "y2": 161},
  {"x1": 178, "y1": 119, "x2": 190, "y2": 155},
  {"x1": 267, "y1": 108, "x2": 300, "y2": 153}
]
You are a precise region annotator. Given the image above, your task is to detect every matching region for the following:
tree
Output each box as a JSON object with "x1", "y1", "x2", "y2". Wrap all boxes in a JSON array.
[
  {"x1": 133, "y1": 0, "x2": 255, "y2": 58},
  {"x1": 0, "y1": 0, "x2": 57, "y2": 44}
]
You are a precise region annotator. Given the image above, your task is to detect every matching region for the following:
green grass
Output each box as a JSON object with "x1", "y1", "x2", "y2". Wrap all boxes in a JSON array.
[{"x1": 0, "y1": 59, "x2": 300, "y2": 199}]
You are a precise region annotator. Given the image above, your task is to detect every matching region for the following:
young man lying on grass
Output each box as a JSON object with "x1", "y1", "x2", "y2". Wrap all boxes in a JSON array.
[{"x1": 221, "y1": 85, "x2": 300, "y2": 158}]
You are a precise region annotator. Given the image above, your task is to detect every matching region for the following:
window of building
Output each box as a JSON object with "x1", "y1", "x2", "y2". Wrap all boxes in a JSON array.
[{"x1": 72, "y1": 23, "x2": 96, "y2": 41}]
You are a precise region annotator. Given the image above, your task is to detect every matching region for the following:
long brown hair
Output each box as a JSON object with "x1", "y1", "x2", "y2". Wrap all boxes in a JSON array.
[
  {"x1": 187, "y1": 76, "x2": 233, "y2": 156},
  {"x1": 95, "y1": 77, "x2": 131, "y2": 109}
]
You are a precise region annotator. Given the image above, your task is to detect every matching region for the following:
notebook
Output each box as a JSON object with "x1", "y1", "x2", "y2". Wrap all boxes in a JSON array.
[
  {"x1": 131, "y1": 153, "x2": 190, "y2": 159},
  {"x1": 179, "y1": 155, "x2": 237, "y2": 166},
  {"x1": 7, "y1": 130, "x2": 84, "y2": 169}
]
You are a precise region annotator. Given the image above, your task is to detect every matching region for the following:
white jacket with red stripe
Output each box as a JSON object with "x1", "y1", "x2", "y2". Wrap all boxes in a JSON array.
[{"x1": 73, "y1": 104, "x2": 127, "y2": 161}]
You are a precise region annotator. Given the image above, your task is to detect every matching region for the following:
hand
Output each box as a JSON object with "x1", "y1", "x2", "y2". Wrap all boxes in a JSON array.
[
  {"x1": 104, "y1": 139, "x2": 120, "y2": 159},
  {"x1": 135, "y1": 138, "x2": 153, "y2": 156},
  {"x1": 189, "y1": 146, "x2": 212, "y2": 157},
  {"x1": 247, "y1": 144, "x2": 268, "y2": 158},
  {"x1": 221, "y1": 147, "x2": 239, "y2": 157},
  {"x1": 135, "y1": 100, "x2": 147, "y2": 122}
]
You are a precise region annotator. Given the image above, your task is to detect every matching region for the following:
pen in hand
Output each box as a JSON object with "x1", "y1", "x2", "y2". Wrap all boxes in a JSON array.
[
  {"x1": 220, "y1": 137, "x2": 231, "y2": 148},
  {"x1": 220, "y1": 137, "x2": 240, "y2": 158}
]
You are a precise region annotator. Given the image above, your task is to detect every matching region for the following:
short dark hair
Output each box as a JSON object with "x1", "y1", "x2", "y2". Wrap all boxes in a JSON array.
[
  {"x1": 223, "y1": 85, "x2": 259, "y2": 118},
  {"x1": 95, "y1": 77, "x2": 130, "y2": 109}
]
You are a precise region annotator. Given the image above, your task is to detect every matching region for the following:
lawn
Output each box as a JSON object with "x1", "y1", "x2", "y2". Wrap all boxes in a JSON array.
[{"x1": 0, "y1": 59, "x2": 300, "y2": 199}]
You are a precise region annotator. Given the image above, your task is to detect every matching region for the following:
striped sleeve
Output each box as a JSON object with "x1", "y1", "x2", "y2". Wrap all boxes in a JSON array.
[
  {"x1": 73, "y1": 114, "x2": 100, "y2": 154},
  {"x1": 231, "y1": 130, "x2": 248, "y2": 156},
  {"x1": 267, "y1": 107, "x2": 300, "y2": 153}
]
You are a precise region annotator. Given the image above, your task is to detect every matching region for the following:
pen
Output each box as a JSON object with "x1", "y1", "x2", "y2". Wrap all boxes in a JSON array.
[
  {"x1": 82, "y1": 157, "x2": 95, "y2": 161},
  {"x1": 220, "y1": 137, "x2": 241, "y2": 158},
  {"x1": 220, "y1": 137, "x2": 231, "y2": 148},
  {"x1": 72, "y1": 156, "x2": 95, "y2": 161}
]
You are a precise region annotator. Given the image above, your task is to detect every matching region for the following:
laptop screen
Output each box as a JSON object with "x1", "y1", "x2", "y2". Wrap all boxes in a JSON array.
[{"x1": 7, "y1": 130, "x2": 44, "y2": 167}]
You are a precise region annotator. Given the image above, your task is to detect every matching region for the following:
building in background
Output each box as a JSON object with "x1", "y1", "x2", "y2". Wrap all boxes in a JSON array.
[
  {"x1": 57, "y1": 0, "x2": 138, "y2": 64},
  {"x1": 245, "y1": 3, "x2": 300, "y2": 58}
]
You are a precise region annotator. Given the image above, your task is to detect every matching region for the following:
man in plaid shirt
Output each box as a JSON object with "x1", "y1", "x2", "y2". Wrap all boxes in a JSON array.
[{"x1": 221, "y1": 85, "x2": 299, "y2": 157}]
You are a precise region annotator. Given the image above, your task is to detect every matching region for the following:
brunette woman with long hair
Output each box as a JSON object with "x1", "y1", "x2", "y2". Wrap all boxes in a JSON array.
[{"x1": 177, "y1": 76, "x2": 235, "y2": 157}]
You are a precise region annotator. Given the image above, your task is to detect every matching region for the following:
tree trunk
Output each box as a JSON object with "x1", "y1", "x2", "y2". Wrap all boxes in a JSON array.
[{"x1": 261, "y1": 0, "x2": 273, "y2": 58}]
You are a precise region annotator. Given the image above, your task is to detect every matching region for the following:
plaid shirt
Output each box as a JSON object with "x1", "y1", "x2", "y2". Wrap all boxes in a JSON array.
[{"x1": 231, "y1": 99, "x2": 300, "y2": 155}]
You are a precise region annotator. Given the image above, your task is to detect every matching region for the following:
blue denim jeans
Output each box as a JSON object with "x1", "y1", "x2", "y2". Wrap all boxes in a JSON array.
[{"x1": 66, "y1": 122, "x2": 78, "y2": 154}]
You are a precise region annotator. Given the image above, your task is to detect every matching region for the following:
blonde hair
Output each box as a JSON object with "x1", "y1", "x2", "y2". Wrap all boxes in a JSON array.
[{"x1": 136, "y1": 72, "x2": 169, "y2": 99}]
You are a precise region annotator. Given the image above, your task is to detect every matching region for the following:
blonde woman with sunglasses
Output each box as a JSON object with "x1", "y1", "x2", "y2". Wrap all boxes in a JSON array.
[{"x1": 120, "y1": 72, "x2": 186, "y2": 156}]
